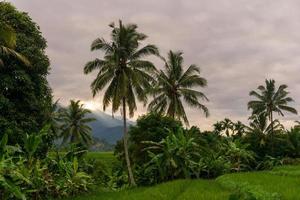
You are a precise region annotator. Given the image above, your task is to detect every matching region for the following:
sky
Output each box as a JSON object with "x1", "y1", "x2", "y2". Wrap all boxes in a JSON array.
[{"x1": 9, "y1": 0, "x2": 300, "y2": 130}]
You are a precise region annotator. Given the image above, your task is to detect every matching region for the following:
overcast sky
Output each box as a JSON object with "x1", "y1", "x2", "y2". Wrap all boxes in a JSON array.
[{"x1": 10, "y1": 0, "x2": 300, "y2": 129}]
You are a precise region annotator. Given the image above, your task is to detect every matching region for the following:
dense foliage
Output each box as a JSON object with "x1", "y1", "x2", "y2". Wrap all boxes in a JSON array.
[
  {"x1": 114, "y1": 111, "x2": 300, "y2": 186},
  {"x1": 0, "y1": 20, "x2": 29, "y2": 67},
  {"x1": 0, "y1": 2, "x2": 53, "y2": 152},
  {"x1": 0, "y1": 127, "x2": 93, "y2": 200}
]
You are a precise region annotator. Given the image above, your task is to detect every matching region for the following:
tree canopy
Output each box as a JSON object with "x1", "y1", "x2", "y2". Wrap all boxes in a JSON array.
[{"x1": 0, "y1": 2, "x2": 52, "y2": 146}]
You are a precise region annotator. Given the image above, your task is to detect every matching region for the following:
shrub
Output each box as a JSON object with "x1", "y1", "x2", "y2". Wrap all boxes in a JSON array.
[
  {"x1": 0, "y1": 128, "x2": 94, "y2": 200},
  {"x1": 114, "y1": 113, "x2": 183, "y2": 185}
]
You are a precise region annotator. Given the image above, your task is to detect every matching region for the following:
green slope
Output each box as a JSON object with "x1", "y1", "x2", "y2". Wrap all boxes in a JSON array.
[
  {"x1": 68, "y1": 179, "x2": 230, "y2": 200},
  {"x1": 217, "y1": 165, "x2": 300, "y2": 200},
  {"x1": 86, "y1": 151, "x2": 116, "y2": 168},
  {"x1": 68, "y1": 153, "x2": 300, "y2": 200}
]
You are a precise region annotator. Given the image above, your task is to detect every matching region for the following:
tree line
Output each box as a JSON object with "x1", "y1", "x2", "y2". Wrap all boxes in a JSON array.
[{"x1": 83, "y1": 20, "x2": 298, "y2": 186}]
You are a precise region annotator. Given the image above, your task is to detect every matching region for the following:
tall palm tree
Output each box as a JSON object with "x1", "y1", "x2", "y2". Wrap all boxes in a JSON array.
[
  {"x1": 0, "y1": 22, "x2": 30, "y2": 67},
  {"x1": 148, "y1": 51, "x2": 209, "y2": 125},
  {"x1": 84, "y1": 20, "x2": 159, "y2": 186},
  {"x1": 248, "y1": 79, "x2": 297, "y2": 153},
  {"x1": 59, "y1": 100, "x2": 96, "y2": 147}
]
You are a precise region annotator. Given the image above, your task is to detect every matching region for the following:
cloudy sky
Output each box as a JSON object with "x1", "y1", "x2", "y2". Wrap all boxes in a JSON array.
[{"x1": 10, "y1": 0, "x2": 300, "y2": 129}]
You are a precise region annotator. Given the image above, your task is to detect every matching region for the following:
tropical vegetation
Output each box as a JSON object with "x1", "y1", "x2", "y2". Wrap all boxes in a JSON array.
[
  {"x1": 0, "y1": 21, "x2": 30, "y2": 67},
  {"x1": 65, "y1": 164, "x2": 300, "y2": 200},
  {"x1": 0, "y1": 2, "x2": 53, "y2": 153},
  {"x1": 59, "y1": 100, "x2": 96, "y2": 147},
  {"x1": 1, "y1": 1, "x2": 300, "y2": 200}
]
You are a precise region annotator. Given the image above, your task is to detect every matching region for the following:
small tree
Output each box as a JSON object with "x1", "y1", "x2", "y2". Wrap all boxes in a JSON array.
[{"x1": 60, "y1": 100, "x2": 95, "y2": 147}]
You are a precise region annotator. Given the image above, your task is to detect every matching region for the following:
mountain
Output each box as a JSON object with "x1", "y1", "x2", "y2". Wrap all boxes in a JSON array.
[{"x1": 88, "y1": 110, "x2": 135, "y2": 144}]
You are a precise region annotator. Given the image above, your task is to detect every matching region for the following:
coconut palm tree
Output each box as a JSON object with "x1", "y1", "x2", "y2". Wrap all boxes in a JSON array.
[
  {"x1": 233, "y1": 121, "x2": 246, "y2": 138},
  {"x1": 148, "y1": 51, "x2": 209, "y2": 125},
  {"x1": 84, "y1": 20, "x2": 159, "y2": 186},
  {"x1": 220, "y1": 118, "x2": 234, "y2": 137},
  {"x1": 0, "y1": 22, "x2": 30, "y2": 67},
  {"x1": 248, "y1": 79, "x2": 297, "y2": 153},
  {"x1": 246, "y1": 114, "x2": 283, "y2": 136},
  {"x1": 245, "y1": 113, "x2": 283, "y2": 156},
  {"x1": 59, "y1": 100, "x2": 95, "y2": 147},
  {"x1": 213, "y1": 121, "x2": 223, "y2": 135}
]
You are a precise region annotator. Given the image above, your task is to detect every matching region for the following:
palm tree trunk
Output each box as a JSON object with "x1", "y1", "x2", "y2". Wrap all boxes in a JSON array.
[
  {"x1": 270, "y1": 111, "x2": 274, "y2": 155},
  {"x1": 122, "y1": 97, "x2": 136, "y2": 186}
]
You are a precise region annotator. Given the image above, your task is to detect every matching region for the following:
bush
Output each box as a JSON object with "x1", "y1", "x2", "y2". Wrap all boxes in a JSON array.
[
  {"x1": 114, "y1": 113, "x2": 183, "y2": 185},
  {"x1": 0, "y1": 129, "x2": 94, "y2": 200},
  {"x1": 128, "y1": 113, "x2": 182, "y2": 165}
]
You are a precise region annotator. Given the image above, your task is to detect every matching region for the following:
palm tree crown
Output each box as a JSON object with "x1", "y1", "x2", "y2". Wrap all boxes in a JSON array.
[
  {"x1": 59, "y1": 100, "x2": 96, "y2": 147},
  {"x1": 220, "y1": 118, "x2": 234, "y2": 137},
  {"x1": 84, "y1": 20, "x2": 159, "y2": 116},
  {"x1": 148, "y1": 50, "x2": 209, "y2": 125},
  {"x1": 248, "y1": 79, "x2": 297, "y2": 118}
]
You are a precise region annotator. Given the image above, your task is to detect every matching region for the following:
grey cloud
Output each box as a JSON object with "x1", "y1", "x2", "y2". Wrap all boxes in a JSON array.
[{"x1": 10, "y1": 0, "x2": 300, "y2": 129}]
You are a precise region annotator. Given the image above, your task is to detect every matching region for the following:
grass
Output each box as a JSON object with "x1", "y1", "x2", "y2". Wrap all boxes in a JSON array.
[
  {"x1": 270, "y1": 165, "x2": 300, "y2": 177},
  {"x1": 218, "y1": 171, "x2": 300, "y2": 199},
  {"x1": 67, "y1": 179, "x2": 230, "y2": 200},
  {"x1": 49, "y1": 151, "x2": 116, "y2": 168},
  {"x1": 66, "y1": 152, "x2": 300, "y2": 200},
  {"x1": 86, "y1": 151, "x2": 116, "y2": 168},
  {"x1": 217, "y1": 165, "x2": 300, "y2": 199}
]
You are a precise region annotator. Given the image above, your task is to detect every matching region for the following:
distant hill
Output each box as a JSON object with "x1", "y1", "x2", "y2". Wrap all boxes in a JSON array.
[{"x1": 88, "y1": 110, "x2": 135, "y2": 144}]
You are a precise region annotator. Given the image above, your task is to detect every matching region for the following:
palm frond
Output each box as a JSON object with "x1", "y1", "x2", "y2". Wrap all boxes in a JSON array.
[
  {"x1": 130, "y1": 44, "x2": 159, "y2": 60},
  {"x1": 278, "y1": 105, "x2": 298, "y2": 115},
  {"x1": 91, "y1": 38, "x2": 113, "y2": 52},
  {"x1": 84, "y1": 59, "x2": 106, "y2": 74}
]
